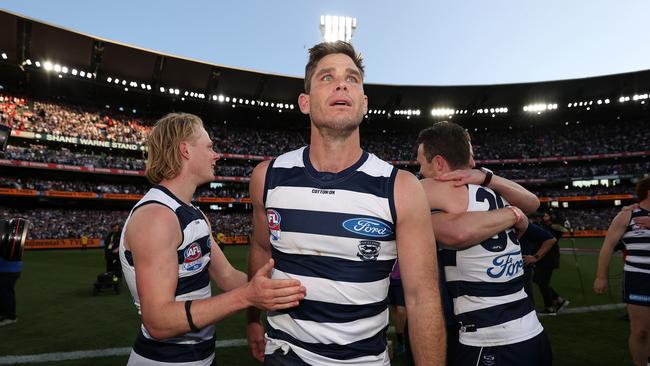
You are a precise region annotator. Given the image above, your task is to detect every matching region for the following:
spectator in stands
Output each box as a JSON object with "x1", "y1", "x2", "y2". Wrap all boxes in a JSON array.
[{"x1": 594, "y1": 176, "x2": 650, "y2": 366}]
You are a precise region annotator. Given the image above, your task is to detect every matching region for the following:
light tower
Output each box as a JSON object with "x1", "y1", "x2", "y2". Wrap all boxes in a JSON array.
[{"x1": 320, "y1": 15, "x2": 357, "y2": 43}]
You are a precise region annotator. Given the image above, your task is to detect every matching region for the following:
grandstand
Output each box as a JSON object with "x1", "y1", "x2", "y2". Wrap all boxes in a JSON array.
[{"x1": 0, "y1": 8, "x2": 648, "y2": 366}]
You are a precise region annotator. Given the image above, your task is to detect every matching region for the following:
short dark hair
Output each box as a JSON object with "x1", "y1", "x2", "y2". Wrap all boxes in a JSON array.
[
  {"x1": 636, "y1": 176, "x2": 650, "y2": 201},
  {"x1": 304, "y1": 41, "x2": 364, "y2": 93},
  {"x1": 416, "y1": 121, "x2": 471, "y2": 170}
]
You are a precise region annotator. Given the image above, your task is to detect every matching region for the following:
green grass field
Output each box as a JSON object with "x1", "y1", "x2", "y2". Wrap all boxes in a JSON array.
[{"x1": 0, "y1": 238, "x2": 629, "y2": 365}]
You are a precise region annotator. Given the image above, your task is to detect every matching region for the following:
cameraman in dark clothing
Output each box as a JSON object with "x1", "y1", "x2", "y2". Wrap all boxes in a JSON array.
[
  {"x1": 103, "y1": 223, "x2": 122, "y2": 276},
  {"x1": 534, "y1": 211, "x2": 570, "y2": 315},
  {"x1": 520, "y1": 221, "x2": 559, "y2": 307}
]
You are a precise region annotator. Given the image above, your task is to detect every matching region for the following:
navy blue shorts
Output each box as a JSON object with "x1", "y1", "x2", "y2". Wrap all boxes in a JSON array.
[
  {"x1": 388, "y1": 278, "x2": 405, "y2": 306},
  {"x1": 455, "y1": 331, "x2": 552, "y2": 366},
  {"x1": 624, "y1": 271, "x2": 650, "y2": 306}
]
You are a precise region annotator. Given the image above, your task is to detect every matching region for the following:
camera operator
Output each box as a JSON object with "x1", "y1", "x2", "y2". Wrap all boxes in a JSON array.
[{"x1": 0, "y1": 255, "x2": 21, "y2": 326}]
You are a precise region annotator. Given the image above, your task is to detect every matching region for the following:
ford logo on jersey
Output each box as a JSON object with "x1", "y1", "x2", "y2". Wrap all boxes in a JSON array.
[
  {"x1": 183, "y1": 242, "x2": 203, "y2": 271},
  {"x1": 487, "y1": 250, "x2": 524, "y2": 279},
  {"x1": 342, "y1": 218, "x2": 393, "y2": 238}
]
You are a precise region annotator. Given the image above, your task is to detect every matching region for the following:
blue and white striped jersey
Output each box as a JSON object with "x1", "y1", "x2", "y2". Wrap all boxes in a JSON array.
[
  {"x1": 119, "y1": 185, "x2": 215, "y2": 366},
  {"x1": 440, "y1": 184, "x2": 543, "y2": 347},
  {"x1": 623, "y1": 207, "x2": 650, "y2": 274},
  {"x1": 263, "y1": 146, "x2": 397, "y2": 366}
]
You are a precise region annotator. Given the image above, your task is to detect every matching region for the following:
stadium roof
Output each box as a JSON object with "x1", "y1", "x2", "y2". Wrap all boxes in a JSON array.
[{"x1": 2, "y1": 9, "x2": 650, "y2": 123}]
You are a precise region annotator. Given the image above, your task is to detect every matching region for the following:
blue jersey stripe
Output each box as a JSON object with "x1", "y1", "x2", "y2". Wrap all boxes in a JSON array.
[
  {"x1": 447, "y1": 276, "x2": 524, "y2": 298},
  {"x1": 455, "y1": 297, "x2": 534, "y2": 330},
  {"x1": 133, "y1": 329, "x2": 214, "y2": 363},
  {"x1": 175, "y1": 265, "x2": 210, "y2": 296},
  {"x1": 266, "y1": 167, "x2": 393, "y2": 199},
  {"x1": 266, "y1": 325, "x2": 387, "y2": 360},
  {"x1": 627, "y1": 249, "x2": 650, "y2": 257},
  {"x1": 270, "y1": 208, "x2": 395, "y2": 241},
  {"x1": 271, "y1": 298, "x2": 389, "y2": 323},
  {"x1": 273, "y1": 247, "x2": 395, "y2": 283},
  {"x1": 626, "y1": 260, "x2": 650, "y2": 270},
  {"x1": 624, "y1": 237, "x2": 650, "y2": 244}
]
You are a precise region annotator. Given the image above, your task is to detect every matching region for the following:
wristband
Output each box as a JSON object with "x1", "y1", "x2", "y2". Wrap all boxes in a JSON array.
[
  {"x1": 479, "y1": 167, "x2": 493, "y2": 187},
  {"x1": 506, "y1": 206, "x2": 522, "y2": 224},
  {"x1": 185, "y1": 300, "x2": 200, "y2": 332}
]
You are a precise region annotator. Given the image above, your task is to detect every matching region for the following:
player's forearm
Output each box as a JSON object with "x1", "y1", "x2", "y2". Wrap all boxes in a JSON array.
[
  {"x1": 214, "y1": 267, "x2": 248, "y2": 291},
  {"x1": 143, "y1": 288, "x2": 250, "y2": 339},
  {"x1": 406, "y1": 292, "x2": 446, "y2": 365},
  {"x1": 595, "y1": 241, "x2": 616, "y2": 279},
  {"x1": 487, "y1": 175, "x2": 540, "y2": 214},
  {"x1": 433, "y1": 209, "x2": 516, "y2": 248}
]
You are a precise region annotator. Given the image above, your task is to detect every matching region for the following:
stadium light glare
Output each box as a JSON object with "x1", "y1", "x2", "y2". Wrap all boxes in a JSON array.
[
  {"x1": 218, "y1": 95, "x2": 225, "y2": 102},
  {"x1": 604, "y1": 99, "x2": 610, "y2": 104},
  {"x1": 43, "y1": 61, "x2": 53, "y2": 71},
  {"x1": 35, "y1": 61, "x2": 41, "y2": 67},
  {"x1": 25, "y1": 59, "x2": 32, "y2": 65},
  {"x1": 1, "y1": 53, "x2": 7, "y2": 59},
  {"x1": 160, "y1": 87, "x2": 165, "y2": 93},
  {"x1": 141, "y1": 83, "x2": 146, "y2": 89},
  {"x1": 225, "y1": 97, "x2": 230, "y2": 102},
  {"x1": 597, "y1": 100, "x2": 602, "y2": 105},
  {"x1": 619, "y1": 96, "x2": 625, "y2": 103},
  {"x1": 61, "y1": 66, "x2": 68, "y2": 74},
  {"x1": 71, "y1": 69, "x2": 77, "y2": 75},
  {"x1": 106, "y1": 77, "x2": 112, "y2": 83},
  {"x1": 53, "y1": 64, "x2": 61, "y2": 73}
]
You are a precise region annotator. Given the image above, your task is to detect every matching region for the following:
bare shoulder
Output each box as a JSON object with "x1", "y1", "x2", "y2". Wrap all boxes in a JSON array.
[
  {"x1": 250, "y1": 160, "x2": 272, "y2": 203},
  {"x1": 125, "y1": 204, "x2": 180, "y2": 251},
  {"x1": 251, "y1": 160, "x2": 271, "y2": 179}
]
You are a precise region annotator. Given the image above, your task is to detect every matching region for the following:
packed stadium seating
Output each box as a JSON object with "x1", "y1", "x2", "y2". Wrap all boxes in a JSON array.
[{"x1": 1, "y1": 91, "x2": 648, "y2": 241}]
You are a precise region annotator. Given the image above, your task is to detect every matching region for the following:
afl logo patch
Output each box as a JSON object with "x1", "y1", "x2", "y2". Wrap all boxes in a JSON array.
[
  {"x1": 357, "y1": 240, "x2": 381, "y2": 261},
  {"x1": 267, "y1": 209, "x2": 282, "y2": 240},
  {"x1": 183, "y1": 242, "x2": 203, "y2": 271},
  {"x1": 343, "y1": 218, "x2": 393, "y2": 238}
]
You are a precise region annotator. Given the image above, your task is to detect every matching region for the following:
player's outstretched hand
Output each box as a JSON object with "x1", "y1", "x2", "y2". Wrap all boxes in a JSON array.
[
  {"x1": 436, "y1": 169, "x2": 484, "y2": 187},
  {"x1": 246, "y1": 259, "x2": 305, "y2": 311}
]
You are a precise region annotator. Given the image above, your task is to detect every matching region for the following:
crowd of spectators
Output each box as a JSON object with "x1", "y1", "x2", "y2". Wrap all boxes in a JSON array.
[
  {"x1": 551, "y1": 207, "x2": 621, "y2": 231},
  {"x1": 3, "y1": 144, "x2": 146, "y2": 170},
  {"x1": 3, "y1": 93, "x2": 649, "y2": 162},
  {"x1": 0, "y1": 209, "x2": 252, "y2": 239},
  {"x1": 531, "y1": 184, "x2": 634, "y2": 198}
]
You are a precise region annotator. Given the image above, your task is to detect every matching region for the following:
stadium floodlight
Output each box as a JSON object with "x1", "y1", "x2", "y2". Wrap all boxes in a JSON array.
[
  {"x1": 320, "y1": 15, "x2": 357, "y2": 43},
  {"x1": 1, "y1": 53, "x2": 7, "y2": 60},
  {"x1": 61, "y1": 66, "x2": 68, "y2": 74},
  {"x1": 604, "y1": 98, "x2": 610, "y2": 104},
  {"x1": 106, "y1": 77, "x2": 112, "y2": 83},
  {"x1": 71, "y1": 69, "x2": 77, "y2": 75},
  {"x1": 24, "y1": 59, "x2": 32, "y2": 65},
  {"x1": 290, "y1": 104, "x2": 294, "y2": 109},
  {"x1": 53, "y1": 64, "x2": 61, "y2": 73},
  {"x1": 225, "y1": 97, "x2": 230, "y2": 102},
  {"x1": 35, "y1": 61, "x2": 41, "y2": 68},
  {"x1": 160, "y1": 87, "x2": 165, "y2": 93},
  {"x1": 218, "y1": 95, "x2": 225, "y2": 102},
  {"x1": 43, "y1": 61, "x2": 53, "y2": 71},
  {"x1": 431, "y1": 108, "x2": 455, "y2": 116},
  {"x1": 79, "y1": 71, "x2": 86, "y2": 77}
]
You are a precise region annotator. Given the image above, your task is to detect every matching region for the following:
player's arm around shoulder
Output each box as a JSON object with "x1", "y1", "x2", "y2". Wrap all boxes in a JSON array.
[{"x1": 394, "y1": 170, "x2": 446, "y2": 365}]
